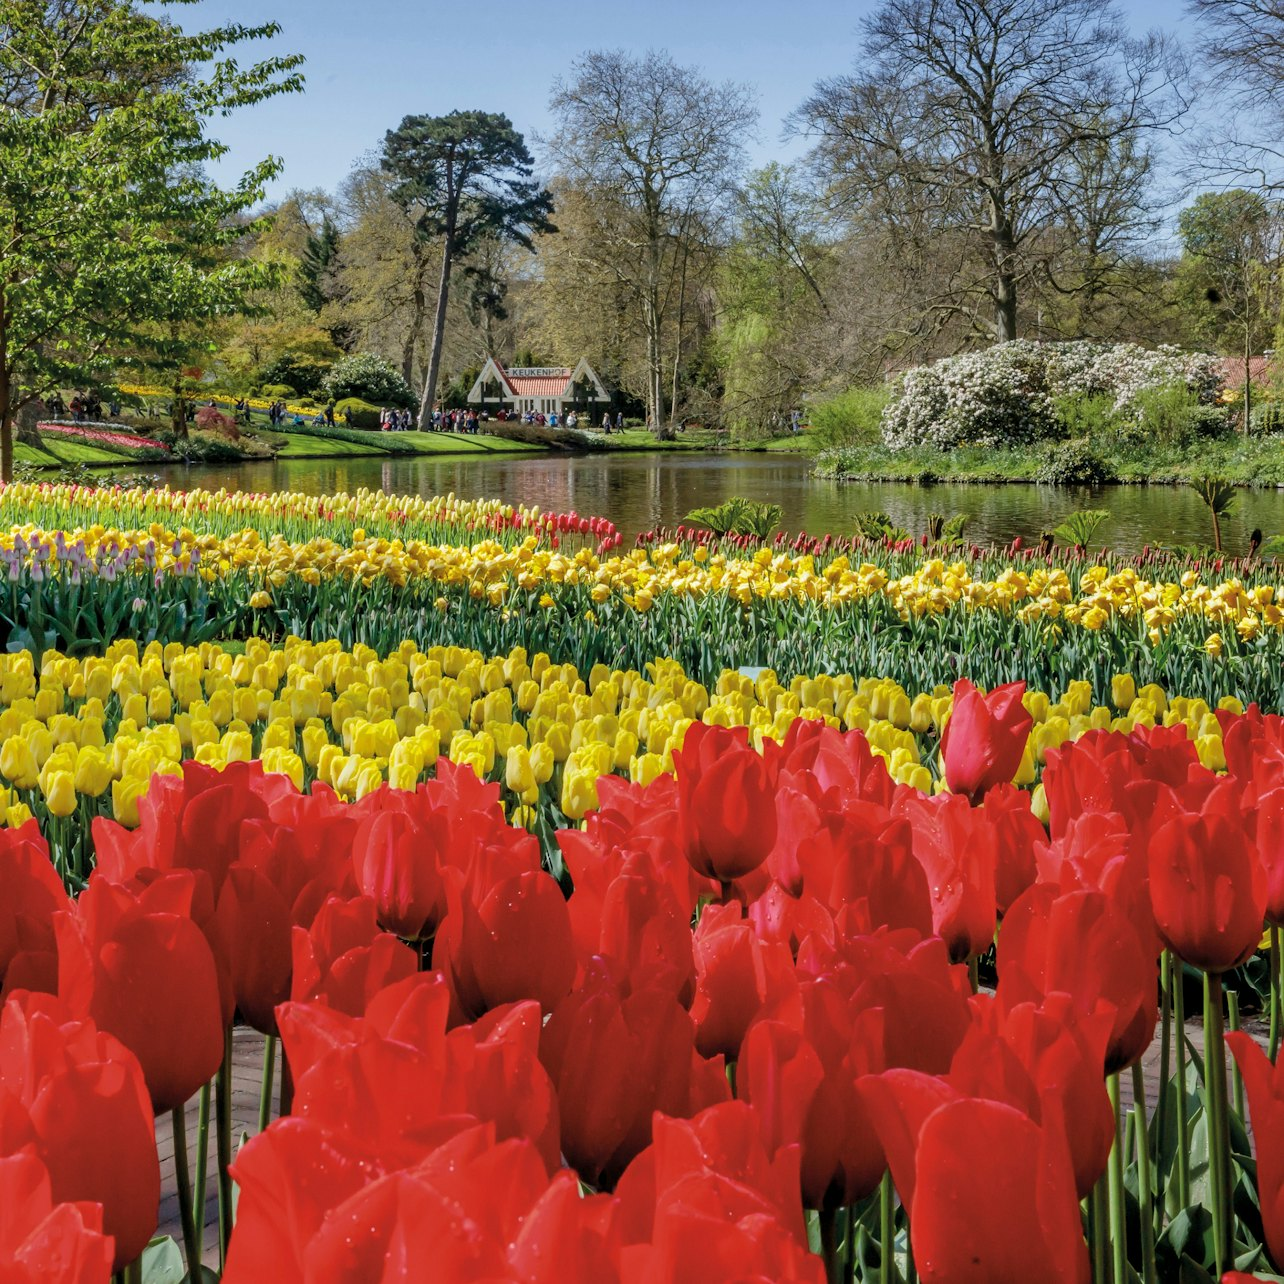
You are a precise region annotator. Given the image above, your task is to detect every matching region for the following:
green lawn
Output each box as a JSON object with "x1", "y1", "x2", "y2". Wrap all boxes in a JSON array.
[
  {"x1": 253, "y1": 427, "x2": 542, "y2": 460},
  {"x1": 18, "y1": 439, "x2": 127, "y2": 466}
]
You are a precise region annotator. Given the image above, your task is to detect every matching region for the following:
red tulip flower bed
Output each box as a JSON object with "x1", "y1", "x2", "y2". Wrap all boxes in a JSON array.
[{"x1": 5, "y1": 683, "x2": 1284, "y2": 1282}]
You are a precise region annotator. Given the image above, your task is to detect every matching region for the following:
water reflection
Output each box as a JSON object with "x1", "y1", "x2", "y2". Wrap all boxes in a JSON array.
[{"x1": 132, "y1": 452, "x2": 1284, "y2": 556}]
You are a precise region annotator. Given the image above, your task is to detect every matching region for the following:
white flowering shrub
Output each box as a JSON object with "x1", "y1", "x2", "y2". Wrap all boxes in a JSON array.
[{"x1": 881, "y1": 341, "x2": 1224, "y2": 449}]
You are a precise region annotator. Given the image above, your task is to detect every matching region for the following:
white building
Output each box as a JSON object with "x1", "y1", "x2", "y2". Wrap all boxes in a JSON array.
[{"x1": 467, "y1": 356, "x2": 610, "y2": 418}]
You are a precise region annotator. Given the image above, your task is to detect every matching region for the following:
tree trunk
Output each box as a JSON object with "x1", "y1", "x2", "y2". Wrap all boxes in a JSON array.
[
  {"x1": 994, "y1": 268, "x2": 1018, "y2": 343},
  {"x1": 402, "y1": 243, "x2": 427, "y2": 387},
  {"x1": 418, "y1": 233, "x2": 454, "y2": 431},
  {"x1": 989, "y1": 201, "x2": 1018, "y2": 342},
  {"x1": 0, "y1": 286, "x2": 10, "y2": 483},
  {"x1": 1244, "y1": 327, "x2": 1253, "y2": 436}
]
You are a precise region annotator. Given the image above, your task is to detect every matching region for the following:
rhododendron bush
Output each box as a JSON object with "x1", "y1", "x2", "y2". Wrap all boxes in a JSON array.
[
  {"x1": 3, "y1": 685, "x2": 1284, "y2": 1282},
  {"x1": 881, "y1": 340, "x2": 1223, "y2": 450}
]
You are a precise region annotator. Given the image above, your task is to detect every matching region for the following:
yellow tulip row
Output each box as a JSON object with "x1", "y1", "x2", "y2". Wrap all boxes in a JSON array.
[
  {"x1": 0, "y1": 640, "x2": 1247, "y2": 835},
  {"x1": 4, "y1": 506, "x2": 1281, "y2": 638}
]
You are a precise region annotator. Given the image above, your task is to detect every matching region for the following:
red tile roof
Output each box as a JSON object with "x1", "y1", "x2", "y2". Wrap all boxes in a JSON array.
[
  {"x1": 1218, "y1": 356, "x2": 1273, "y2": 387},
  {"x1": 505, "y1": 374, "x2": 573, "y2": 397}
]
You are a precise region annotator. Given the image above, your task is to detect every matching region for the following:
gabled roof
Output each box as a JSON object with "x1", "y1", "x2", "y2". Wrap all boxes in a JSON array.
[
  {"x1": 467, "y1": 355, "x2": 609, "y2": 403},
  {"x1": 505, "y1": 371, "x2": 573, "y2": 398}
]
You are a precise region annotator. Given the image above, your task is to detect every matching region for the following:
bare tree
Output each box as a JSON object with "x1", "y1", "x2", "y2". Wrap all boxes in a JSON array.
[
  {"x1": 1189, "y1": 0, "x2": 1284, "y2": 185},
  {"x1": 796, "y1": 0, "x2": 1186, "y2": 343},
  {"x1": 546, "y1": 49, "x2": 756, "y2": 436}
]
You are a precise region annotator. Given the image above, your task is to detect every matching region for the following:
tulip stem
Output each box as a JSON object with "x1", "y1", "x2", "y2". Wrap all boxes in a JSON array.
[
  {"x1": 1203, "y1": 971, "x2": 1231, "y2": 1278},
  {"x1": 1090, "y1": 1179, "x2": 1108, "y2": 1284},
  {"x1": 1271, "y1": 926, "x2": 1282, "y2": 1062},
  {"x1": 1154, "y1": 951, "x2": 1172, "y2": 1236},
  {"x1": 967, "y1": 955, "x2": 979, "y2": 995},
  {"x1": 1227, "y1": 991, "x2": 1245, "y2": 1120},
  {"x1": 217, "y1": 1027, "x2": 234, "y2": 1269},
  {"x1": 1107, "y1": 1074, "x2": 1127, "y2": 1284},
  {"x1": 171, "y1": 1103, "x2": 201, "y2": 1278},
  {"x1": 193, "y1": 1079, "x2": 211, "y2": 1251},
  {"x1": 880, "y1": 1171, "x2": 895, "y2": 1284},
  {"x1": 1131, "y1": 1062, "x2": 1158, "y2": 1284},
  {"x1": 258, "y1": 1035, "x2": 276, "y2": 1134},
  {"x1": 818, "y1": 1206, "x2": 840, "y2": 1284},
  {"x1": 1173, "y1": 961, "x2": 1191, "y2": 1210}
]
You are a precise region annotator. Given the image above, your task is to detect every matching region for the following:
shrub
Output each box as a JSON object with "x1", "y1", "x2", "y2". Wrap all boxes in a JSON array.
[
  {"x1": 809, "y1": 385, "x2": 892, "y2": 449},
  {"x1": 334, "y1": 397, "x2": 385, "y2": 429},
  {"x1": 258, "y1": 383, "x2": 296, "y2": 400},
  {"x1": 881, "y1": 342, "x2": 1059, "y2": 450},
  {"x1": 1251, "y1": 402, "x2": 1284, "y2": 435},
  {"x1": 256, "y1": 353, "x2": 331, "y2": 397},
  {"x1": 320, "y1": 354, "x2": 417, "y2": 410},
  {"x1": 1051, "y1": 392, "x2": 1119, "y2": 440},
  {"x1": 1036, "y1": 439, "x2": 1116, "y2": 486},
  {"x1": 1131, "y1": 386, "x2": 1232, "y2": 446},
  {"x1": 882, "y1": 340, "x2": 1224, "y2": 451}
]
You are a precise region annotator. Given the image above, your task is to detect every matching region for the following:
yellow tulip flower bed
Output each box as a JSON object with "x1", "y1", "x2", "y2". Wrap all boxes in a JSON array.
[{"x1": 0, "y1": 639, "x2": 1244, "y2": 882}]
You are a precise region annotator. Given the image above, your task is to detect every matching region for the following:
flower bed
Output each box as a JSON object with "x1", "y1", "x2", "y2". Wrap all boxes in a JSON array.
[
  {"x1": 38, "y1": 421, "x2": 171, "y2": 452},
  {"x1": 5, "y1": 483, "x2": 1284, "y2": 1281},
  {"x1": 2, "y1": 693, "x2": 1284, "y2": 1280}
]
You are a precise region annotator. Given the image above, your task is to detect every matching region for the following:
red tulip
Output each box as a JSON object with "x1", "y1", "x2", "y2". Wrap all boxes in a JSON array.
[
  {"x1": 1042, "y1": 725, "x2": 1199, "y2": 840},
  {"x1": 92, "y1": 760, "x2": 281, "y2": 896},
  {"x1": 349, "y1": 807, "x2": 445, "y2": 941},
  {"x1": 0, "y1": 821, "x2": 68, "y2": 1000},
  {"x1": 1036, "y1": 809, "x2": 1161, "y2": 961},
  {"x1": 290, "y1": 896, "x2": 417, "y2": 1015},
  {"x1": 540, "y1": 970, "x2": 729, "y2": 1188},
  {"x1": 214, "y1": 866, "x2": 293, "y2": 1036},
  {"x1": 1227, "y1": 1030, "x2": 1284, "y2": 1269},
  {"x1": 690, "y1": 903, "x2": 797, "y2": 1060},
  {"x1": 0, "y1": 993, "x2": 159, "y2": 1269},
  {"x1": 301, "y1": 1126, "x2": 550, "y2": 1283},
  {"x1": 568, "y1": 856, "x2": 696, "y2": 1004},
  {"x1": 1147, "y1": 806, "x2": 1266, "y2": 972},
  {"x1": 999, "y1": 884, "x2": 1157, "y2": 1072},
  {"x1": 1252, "y1": 786, "x2": 1284, "y2": 926},
  {"x1": 797, "y1": 933, "x2": 972, "y2": 1075},
  {"x1": 860, "y1": 1072, "x2": 1090, "y2": 1284},
  {"x1": 941, "y1": 679, "x2": 1032, "y2": 802},
  {"x1": 54, "y1": 874, "x2": 224, "y2": 1112},
  {"x1": 675, "y1": 723, "x2": 777, "y2": 884},
  {"x1": 614, "y1": 1102, "x2": 808, "y2": 1249},
  {"x1": 738, "y1": 980, "x2": 887, "y2": 1209},
  {"x1": 224, "y1": 1116, "x2": 389, "y2": 1284},
  {"x1": 0, "y1": 1149, "x2": 114, "y2": 1284},
  {"x1": 948, "y1": 994, "x2": 1114, "y2": 1197},
  {"x1": 980, "y1": 783, "x2": 1043, "y2": 912},
  {"x1": 433, "y1": 869, "x2": 576, "y2": 1022},
  {"x1": 895, "y1": 790, "x2": 998, "y2": 962}
]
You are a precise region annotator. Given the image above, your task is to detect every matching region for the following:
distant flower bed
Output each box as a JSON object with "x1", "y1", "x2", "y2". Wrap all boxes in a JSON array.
[{"x1": 39, "y1": 422, "x2": 171, "y2": 453}]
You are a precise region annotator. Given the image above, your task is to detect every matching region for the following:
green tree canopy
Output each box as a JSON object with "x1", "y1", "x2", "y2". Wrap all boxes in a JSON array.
[
  {"x1": 380, "y1": 110, "x2": 554, "y2": 429},
  {"x1": 0, "y1": 0, "x2": 304, "y2": 475}
]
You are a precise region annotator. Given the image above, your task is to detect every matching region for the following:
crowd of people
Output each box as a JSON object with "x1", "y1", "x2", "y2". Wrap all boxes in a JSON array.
[{"x1": 43, "y1": 392, "x2": 120, "y2": 422}]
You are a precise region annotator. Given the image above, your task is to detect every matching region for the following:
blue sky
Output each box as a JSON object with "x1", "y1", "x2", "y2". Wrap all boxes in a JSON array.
[{"x1": 189, "y1": 0, "x2": 1204, "y2": 204}]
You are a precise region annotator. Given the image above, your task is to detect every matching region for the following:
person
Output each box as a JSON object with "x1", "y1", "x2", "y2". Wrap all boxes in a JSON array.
[
  {"x1": 601, "y1": 411, "x2": 611, "y2": 433},
  {"x1": 615, "y1": 411, "x2": 623, "y2": 432},
  {"x1": 379, "y1": 407, "x2": 388, "y2": 431},
  {"x1": 69, "y1": 395, "x2": 84, "y2": 422},
  {"x1": 291, "y1": 412, "x2": 304, "y2": 427},
  {"x1": 566, "y1": 410, "x2": 577, "y2": 429},
  {"x1": 548, "y1": 410, "x2": 559, "y2": 428},
  {"x1": 325, "y1": 403, "x2": 335, "y2": 427}
]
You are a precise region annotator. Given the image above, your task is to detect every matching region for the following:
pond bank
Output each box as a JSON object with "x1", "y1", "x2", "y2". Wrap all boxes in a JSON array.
[{"x1": 815, "y1": 437, "x2": 1284, "y2": 489}]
